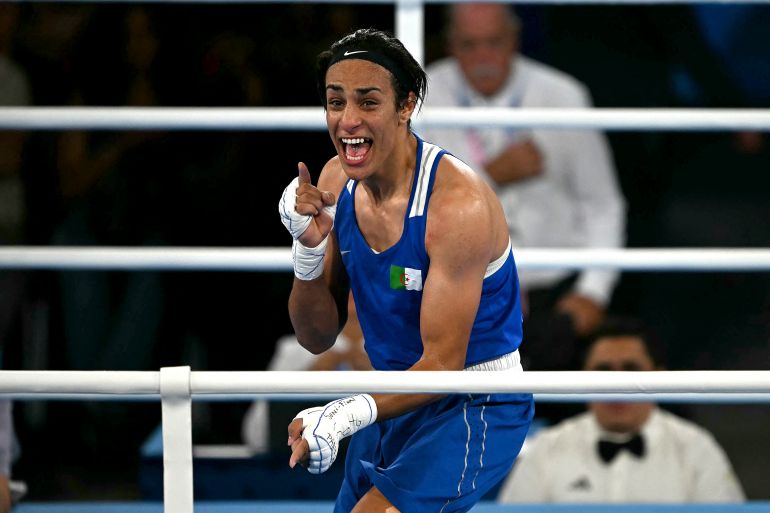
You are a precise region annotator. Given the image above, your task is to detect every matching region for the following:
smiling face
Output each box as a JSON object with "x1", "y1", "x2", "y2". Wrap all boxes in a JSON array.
[
  {"x1": 585, "y1": 336, "x2": 657, "y2": 434},
  {"x1": 325, "y1": 59, "x2": 415, "y2": 180}
]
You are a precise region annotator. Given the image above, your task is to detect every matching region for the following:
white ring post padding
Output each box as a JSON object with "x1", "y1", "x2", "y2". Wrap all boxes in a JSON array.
[
  {"x1": 396, "y1": 0, "x2": 424, "y2": 66},
  {"x1": 1, "y1": 247, "x2": 770, "y2": 271},
  {"x1": 160, "y1": 366, "x2": 193, "y2": 513},
  {"x1": 3, "y1": 107, "x2": 770, "y2": 131}
]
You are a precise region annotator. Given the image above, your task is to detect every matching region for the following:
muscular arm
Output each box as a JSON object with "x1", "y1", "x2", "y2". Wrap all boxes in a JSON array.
[
  {"x1": 287, "y1": 159, "x2": 508, "y2": 471},
  {"x1": 288, "y1": 232, "x2": 349, "y2": 354},
  {"x1": 371, "y1": 166, "x2": 498, "y2": 420},
  {"x1": 287, "y1": 160, "x2": 350, "y2": 354}
]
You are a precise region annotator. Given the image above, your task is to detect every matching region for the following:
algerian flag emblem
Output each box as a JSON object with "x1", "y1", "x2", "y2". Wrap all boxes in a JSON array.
[{"x1": 390, "y1": 265, "x2": 423, "y2": 291}]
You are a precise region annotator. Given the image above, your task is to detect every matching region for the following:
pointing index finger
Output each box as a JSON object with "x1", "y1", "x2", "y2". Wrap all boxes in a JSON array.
[{"x1": 298, "y1": 162, "x2": 312, "y2": 185}]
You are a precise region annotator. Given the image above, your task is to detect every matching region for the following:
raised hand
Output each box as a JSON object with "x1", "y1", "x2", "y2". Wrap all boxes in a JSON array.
[
  {"x1": 293, "y1": 162, "x2": 336, "y2": 248},
  {"x1": 279, "y1": 162, "x2": 336, "y2": 248}
]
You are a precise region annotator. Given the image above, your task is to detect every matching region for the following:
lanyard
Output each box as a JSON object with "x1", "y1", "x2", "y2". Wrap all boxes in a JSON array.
[{"x1": 458, "y1": 72, "x2": 525, "y2": 165}]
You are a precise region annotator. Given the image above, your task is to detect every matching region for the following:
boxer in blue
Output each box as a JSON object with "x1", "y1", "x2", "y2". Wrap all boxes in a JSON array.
[{"x1": 278, "y1": 28, "x2": 533, "y2": 513}]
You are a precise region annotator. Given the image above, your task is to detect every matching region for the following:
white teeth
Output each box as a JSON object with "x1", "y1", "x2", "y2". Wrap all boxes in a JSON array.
[{"x1": 342, "y1": 137, "x2": 367, "y2": 145}]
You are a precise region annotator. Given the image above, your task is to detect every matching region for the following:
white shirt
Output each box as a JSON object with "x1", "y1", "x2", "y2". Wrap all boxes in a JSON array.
[
  {"x1": 421, "y1": 56, "x2": 626, "y2": 304},
  {"x1": 497, "y1": 409, "x2": 745, "y2": 503}
]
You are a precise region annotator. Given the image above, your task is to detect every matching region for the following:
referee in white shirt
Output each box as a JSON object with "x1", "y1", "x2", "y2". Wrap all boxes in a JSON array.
[{"x1": 497, "y1": 317, "x2": 745, "y2": 503}]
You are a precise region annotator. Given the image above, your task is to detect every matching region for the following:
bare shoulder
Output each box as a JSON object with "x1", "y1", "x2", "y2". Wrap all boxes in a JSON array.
[
  {"x1": 435, "y1": 154, "x2": 496, "y2": 201},
  {"x1": 426, "y1": 154, "x2": 509, "y2": 261},
  {"x1": 317, "y1": 156, "x2": 349, "y2": 199},
  {"x1": 429, "y1": 154, "x2": 503, "y2": 231}
]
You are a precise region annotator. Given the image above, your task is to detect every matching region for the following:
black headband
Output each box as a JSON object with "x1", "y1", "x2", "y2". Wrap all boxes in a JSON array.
[{"x1": 328, "y1": 49, "x2": 412, "y2": 94}]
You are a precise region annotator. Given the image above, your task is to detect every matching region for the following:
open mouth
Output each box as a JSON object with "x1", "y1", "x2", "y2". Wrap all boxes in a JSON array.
[{"x1": 341, "y1": 137, "x2": 372, "y2": 163}]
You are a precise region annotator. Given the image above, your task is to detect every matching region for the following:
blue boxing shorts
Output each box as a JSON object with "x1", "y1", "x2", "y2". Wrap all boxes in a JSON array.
[{"x1": 334, "y1": 391, "x2": 534, "y2": 513}]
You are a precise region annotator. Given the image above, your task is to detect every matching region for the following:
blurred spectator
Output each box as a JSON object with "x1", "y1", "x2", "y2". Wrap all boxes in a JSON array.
[
  {"x1": 241, "y1": 293, "x2": 370, "y2": 453},
  {"x1": 421, "y1": 3, "x2": 626, "y2": 371},
  {"x1": 0, "y1": 3, "x2": 32, "y2": 355},
  {"x1": 52, "y1": 7, "x2": 168, "y2": 373},
  {"x1": 0, "y1": 7, "x2": 30, "y2": 507},
  {"x1": 13, "y1": 4, "x2": 92, "y2": 106},
  {"x1": 538, "y1": 5, "x2": 757, "y2": 255},
  {"x1": 497, "y1": 317, "x2": 745, "y2": 503},
  {"x1": 0, "y1": 4, "x2": 30, "y2": 106}
]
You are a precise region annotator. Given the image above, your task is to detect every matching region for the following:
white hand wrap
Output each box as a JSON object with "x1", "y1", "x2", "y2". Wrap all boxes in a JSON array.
[
  {"x1": 278, "y1": 176, "x2": 337, "y2": 280},
  {"x1": 291, "y1": 239, "x2": 328, "y2": 281},
  {"x1": 294, "y1": 394, "x2": 377, "y2": 474},
  {"x1": 279, "y1": 177, "x2": 312, "y2": 240}
]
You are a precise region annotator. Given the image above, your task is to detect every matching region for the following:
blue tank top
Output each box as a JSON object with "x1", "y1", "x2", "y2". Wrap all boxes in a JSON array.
[{"x1": 334, "y1": 134, "x2": 524, "y2": 371}]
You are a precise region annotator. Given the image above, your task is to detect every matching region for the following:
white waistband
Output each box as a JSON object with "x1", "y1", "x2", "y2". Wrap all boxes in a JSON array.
[{"x1": 464, "y1": 350, "x2": 522, "y2": 372}]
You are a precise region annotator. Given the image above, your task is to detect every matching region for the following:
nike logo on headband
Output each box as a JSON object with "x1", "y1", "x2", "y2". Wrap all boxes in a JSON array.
[{"x1": 343, "y1": 50, "x2": 368, "y2": 56}]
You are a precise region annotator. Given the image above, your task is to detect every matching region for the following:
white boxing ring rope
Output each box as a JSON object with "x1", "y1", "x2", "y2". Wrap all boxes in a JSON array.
[
  {"x1": 2, "y1": 107, "x2": 770, "y2": 131},
  {"x1": 2, "y1": 368, "x2": 770, "y2": 512},
  {"x1": 3, "y1": 369, "x2": 770, "y2": 398},
  {"x1": 0, "y1": 247, "x2": 769, "y2": 272}
]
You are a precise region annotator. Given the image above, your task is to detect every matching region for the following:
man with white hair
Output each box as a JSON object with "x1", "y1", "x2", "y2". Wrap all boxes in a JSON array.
[{"x1": 422, "y1": 3, "x2": 626, "y2": 371}]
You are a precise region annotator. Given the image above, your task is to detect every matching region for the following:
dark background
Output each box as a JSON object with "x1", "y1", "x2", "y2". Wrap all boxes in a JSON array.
[{"x1": 1, "y1": 1, "x2": 769, "y2": 501}]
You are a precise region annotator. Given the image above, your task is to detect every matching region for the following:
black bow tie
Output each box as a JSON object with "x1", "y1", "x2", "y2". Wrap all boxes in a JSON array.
[{"x1": 597, "y1": 434, "x2": 645, "y2": 464}]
